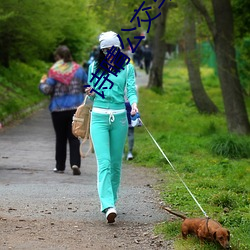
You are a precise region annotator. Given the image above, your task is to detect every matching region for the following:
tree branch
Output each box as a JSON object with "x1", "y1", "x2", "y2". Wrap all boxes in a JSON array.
[{"x1": 190, "y1": 0, "x2": 216, "y2": 37}]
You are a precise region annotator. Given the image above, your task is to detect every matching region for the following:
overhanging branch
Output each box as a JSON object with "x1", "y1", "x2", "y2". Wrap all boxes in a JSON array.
[{"x1": 190, "y1": 0, "x2": 216, "y2": 37}]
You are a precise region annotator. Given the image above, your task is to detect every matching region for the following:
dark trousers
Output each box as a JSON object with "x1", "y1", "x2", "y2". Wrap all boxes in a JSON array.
[
  {"x1": 127, "y1": 127, "x2": 134, "y2": 152},
  {"x1": 144, "y1": 59, "x2": 151, "y2": 74},
  {"x1": 51, "y1": 110, "x2": 80, "y2": 171},
  {"x1": 125, "y1": 102, "x2": 134, "y2": 153}
]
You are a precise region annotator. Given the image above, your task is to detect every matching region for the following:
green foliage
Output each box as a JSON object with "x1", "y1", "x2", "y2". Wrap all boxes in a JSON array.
[
  {"x1": 233, "y1": 0, "x2": 250, "y2": 99},
  {"x1": 210, "y1": 135, "x2": 250, "y2": 159},
  {"x1": 210, "y1": 192, "x2": 238, "y2": 209},
  {"x1": 236, "y1": 37, "x2": 250, "y2": 95},
  {"x1": 91, "y1": 0, "x2": 168, "y2": 48},
  {"x1": 154, "y1": 221, "x2": 181, "y2": 240},
  {"x1": 129, "y1": 58, "x2": 250, "y2": 249},
  {"x1": 165, "y1": 4, "x2": 184, "y2": 44},
  {"x1": 164, "y1": 0, "x2": 212, "y2": 45},
  {"x1": 201, "y1": 121, "x2": 217, "y2": 136},
  {"x1": 91, "y1": 0, "x2": 141, "y2": 43},
  {"x1": 0, "y1": 0, "x2": 99, "y2": 66},
  {"x1": 232, "y1": 0, "x2": 250, "y2": 39},
  {"x1": 0, "y1": 60, "x2": 48, "y2": 122}
]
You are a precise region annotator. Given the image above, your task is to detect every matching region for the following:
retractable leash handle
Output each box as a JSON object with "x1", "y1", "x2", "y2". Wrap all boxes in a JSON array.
[
  {"x1": 131, "y1": 112, "x2": 142, "y2": 127},
  {"x1": 139, "y1": 118, "x2": 209, "y2": 218}
]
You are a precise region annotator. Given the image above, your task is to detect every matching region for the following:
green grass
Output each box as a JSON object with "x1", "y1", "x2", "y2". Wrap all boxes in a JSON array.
[
  {"x1": 129, "y1": 58, "x2": 250, "y2": 250},
  {"x1": 0, "y1": 60, "x2": 50, "y2": 123}
]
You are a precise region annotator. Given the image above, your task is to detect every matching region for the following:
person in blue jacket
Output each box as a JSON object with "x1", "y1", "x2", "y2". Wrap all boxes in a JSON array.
[
  {"x1": 85, "y1": 31, "x2": 138, "y2": 223},
  {"x1": 39, "y1": 45, "x2": 87, "y2": 175}
]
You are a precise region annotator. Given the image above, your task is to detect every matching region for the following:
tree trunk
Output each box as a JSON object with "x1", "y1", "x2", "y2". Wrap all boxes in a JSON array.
[
  {"x1": 147, "y1": 3, "x2": 169, "y2": 89},
  {"x1": 212, "y1": 0, "x2": 250, "y2": 134},
  {"x1": 184, "y1": 4, "x2": 218, "y2": 114}
]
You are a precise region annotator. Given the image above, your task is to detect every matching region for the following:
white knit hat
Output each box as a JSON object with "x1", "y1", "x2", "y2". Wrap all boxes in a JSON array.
[{"x1": 99, "y1": 31, "x2": 121, "y2": 49}]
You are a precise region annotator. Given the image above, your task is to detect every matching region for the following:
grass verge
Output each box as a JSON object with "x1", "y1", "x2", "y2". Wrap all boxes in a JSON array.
[
  {"x1": 0, "y1": 60, "x2": 49, "y2": 125},
  {"x1": 128, "y1": 58, "x2": 250, "y2": 250}
]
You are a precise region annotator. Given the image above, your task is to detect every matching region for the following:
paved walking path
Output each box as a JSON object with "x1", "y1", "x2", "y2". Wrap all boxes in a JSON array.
[
  {"x1": 135, "y1": 69, "x2": 149, "y2": 88},
  {"x1": 0, "y1": 71, "x2": 173, "y2": 249}
]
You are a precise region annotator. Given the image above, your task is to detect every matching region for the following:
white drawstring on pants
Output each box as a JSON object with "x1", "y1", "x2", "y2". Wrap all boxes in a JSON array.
[
  {"x1": 109, "y1": 112, "x2": 115, "y2": 124},
  {"x1": 92, "y1": 107, "x2": 125, "y2": 125}
]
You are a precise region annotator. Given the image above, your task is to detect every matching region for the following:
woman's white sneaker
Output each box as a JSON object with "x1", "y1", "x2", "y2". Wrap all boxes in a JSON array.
[
  {"x1": 105, "y1": 207, "x2": 117, "y2": 223},
  {"x1": 127, "y1": 152, "x2": 133, "y2": 160}
]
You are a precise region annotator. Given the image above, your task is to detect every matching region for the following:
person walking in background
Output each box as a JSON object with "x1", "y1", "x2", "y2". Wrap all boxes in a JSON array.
[
  {"x1": 125, "y1": 101, "x2": 135, "y2": 160},
  {"x1": 124, "y1": 82, "x2": 140, "y2": 161},
  {"x1": 133, "y1": 44, "x2": 144, "y2": 69},
  {"x1": 88, "y1": 46, "x2": 99, "y2": 67},
  {"x1": 85, "y1": 31, "x2": 138, "y2": 223},
  {"x1": 39, "y1": 45, "x2": 87, "y2": 175},
  {"x1": 83, "y1": 46, "x2": 99, "y2": 73},
  {"x1": 123, "y1": 52, "x2": 138, "y2": 161},
  {"x1": 143, "y1": 44, "x2": 153, "y2": 74}
]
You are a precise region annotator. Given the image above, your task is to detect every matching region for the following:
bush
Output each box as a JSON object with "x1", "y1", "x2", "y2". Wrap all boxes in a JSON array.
[
  {"x1": 210, "y1": 135, "x2": 250, "y2": 159},
  {"x1": 210, "y1": 191, "x2": 237, "y2": 209},
  {"x1": 0, "y1": 60, "x2": 48, "y2": 122}
]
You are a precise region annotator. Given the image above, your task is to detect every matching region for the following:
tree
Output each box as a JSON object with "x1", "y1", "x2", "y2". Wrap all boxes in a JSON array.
[
  {"x1": 190, "y1": 0, "x2": 250, "y2": 134},
  {"x1": 148, "y1": 2, "x2": 176, "y2": 89},
  {"x1": 0, "y1": 0, "x2": 97, "y2": 66},
  {"x1": 91, "y1": 0, "x2": 146, "y2": 48},
  {"x1": 184, "y1": 1, "x2": 218, "y2": 114},
  {"x1": 0, "y1": 0, "x2": 58, "y2": 66}
]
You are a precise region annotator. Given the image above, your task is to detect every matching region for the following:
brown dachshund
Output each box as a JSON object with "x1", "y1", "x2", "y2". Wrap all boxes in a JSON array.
[{"x1": 162, "y1": 207, "x2": 231, "y2": 249}]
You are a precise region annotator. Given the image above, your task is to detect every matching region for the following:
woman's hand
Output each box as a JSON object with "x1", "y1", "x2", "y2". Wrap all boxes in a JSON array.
[
  {"x1": 40, "y1": 74, "x2": 47, "y2": 84},
  {"x1": 131, "y1": 103, "x2": 138, "y2": 116},
  {"x1": 85, "y1": 87, "x2": 95, "y2": 97}
]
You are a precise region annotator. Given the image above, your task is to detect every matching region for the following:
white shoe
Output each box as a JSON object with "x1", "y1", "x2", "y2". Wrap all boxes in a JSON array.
[
  {"x1": 53, "y1": 168, "x2": 64, "y2": 173},
  {"x1": 105, "y1": 207, "x2": 117, "y2": 223},
  {"x1": 127, "y1": 152, "x2": 133, "y2": 160}
]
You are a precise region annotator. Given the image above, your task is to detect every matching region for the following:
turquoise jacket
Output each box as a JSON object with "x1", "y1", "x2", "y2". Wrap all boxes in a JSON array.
[{"x1": 87, "y1": 62, "x2": 138, "y2": 110}]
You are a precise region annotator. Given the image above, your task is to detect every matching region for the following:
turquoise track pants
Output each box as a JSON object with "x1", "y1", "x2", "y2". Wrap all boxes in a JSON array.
[{"x1": 90, "y1": 111, "x2": 128, "y2": 212}]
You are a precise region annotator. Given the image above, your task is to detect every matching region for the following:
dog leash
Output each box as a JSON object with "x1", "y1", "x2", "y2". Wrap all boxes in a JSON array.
[{"x1": 139, "y1": 118, "x2": 209, "y2": 218}]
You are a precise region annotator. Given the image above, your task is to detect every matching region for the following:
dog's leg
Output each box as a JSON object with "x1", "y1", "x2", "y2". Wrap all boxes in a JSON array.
[
  {"x1": 181, "y1": 231, "x2": 188, "y2": 239},
  {"x1": 199, "y1": 237, "x2": 205, "y2": 248}
]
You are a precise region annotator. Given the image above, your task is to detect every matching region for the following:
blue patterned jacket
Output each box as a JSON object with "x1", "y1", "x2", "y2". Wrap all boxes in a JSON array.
[{"x1": 39, "y1": 67, "x2": 87, "y2": 112}]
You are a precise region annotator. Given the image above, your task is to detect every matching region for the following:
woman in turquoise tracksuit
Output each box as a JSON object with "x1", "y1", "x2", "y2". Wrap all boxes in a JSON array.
[{"x1": 85, "y1": 31, "x2": 138, "y2": 223}]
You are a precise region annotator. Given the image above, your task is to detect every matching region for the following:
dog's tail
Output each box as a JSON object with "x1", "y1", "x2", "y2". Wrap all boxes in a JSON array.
[{"x1": 162, "y1": 206, "x2": 187, "y2": 220}]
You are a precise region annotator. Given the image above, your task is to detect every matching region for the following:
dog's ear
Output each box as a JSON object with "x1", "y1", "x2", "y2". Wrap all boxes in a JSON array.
[
  {"x1": 227, "y1": 230, "x2": 230, "y2": 240},
  {"x1": 213, "y1": 231, "x2": 217, "y2": 240}
]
